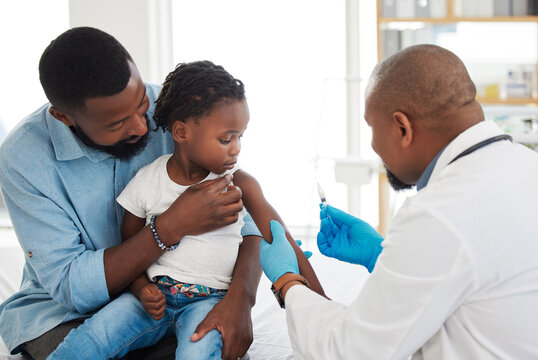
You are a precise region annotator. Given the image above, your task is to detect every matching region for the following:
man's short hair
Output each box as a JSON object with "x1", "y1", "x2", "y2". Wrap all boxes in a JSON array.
[{"x1": 39, "y1": 26, "x2": 133, "y2": 113}]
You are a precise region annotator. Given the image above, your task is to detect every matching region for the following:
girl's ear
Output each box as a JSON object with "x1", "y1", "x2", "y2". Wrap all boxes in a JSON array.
[
  {"x1": 392, "y1": 111, "x2": 414, "y2": 149},
  {"x1": 49, "y1": 106, "x2": 75, "y2": 127},
  {"x1": 171, "y1": 120, "x2": 188, "y2": 144}
]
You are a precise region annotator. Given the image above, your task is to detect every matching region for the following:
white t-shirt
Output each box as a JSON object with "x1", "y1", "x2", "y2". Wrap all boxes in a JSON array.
[
  {"x1": 285, "y1": 120, "x2": 538, "y2": 359},
  {"x1": 117, "y1": 154, "x2": 245, "y2": 289}
]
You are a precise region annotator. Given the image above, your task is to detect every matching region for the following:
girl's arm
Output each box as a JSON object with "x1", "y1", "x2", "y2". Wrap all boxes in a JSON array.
[
  {"x1": 121, "y1": 211, "x2": 153, "y2": 297},
  {"x1": 233, "y1": 170, "x2": 326, "y2": 297},
  {"x1": 121, "y1": 211, "x2": 167, "y2": 320}
]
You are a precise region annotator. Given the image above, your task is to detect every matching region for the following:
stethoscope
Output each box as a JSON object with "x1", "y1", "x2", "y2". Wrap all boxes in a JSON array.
[{"x1": 448, "y1": 134, "x2": 513, "y2": 165}]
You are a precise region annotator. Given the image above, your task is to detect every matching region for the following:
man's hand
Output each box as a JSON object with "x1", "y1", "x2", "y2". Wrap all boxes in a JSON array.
[
  {"x1": 190, "y1": 292, "x2": 253, "y2": 360},
  {"x1": 259, "y1": 220, "x2": 300, "y2": 283},
  {"x1": 157, "y1": 174, "x2": 243, "y2": 246},
  {"x1": 317, "y1": 205, "x2": 383, "y2": 272},
  {"x1": 138, "y1": 283, "x2": 166, "y2": 320}
]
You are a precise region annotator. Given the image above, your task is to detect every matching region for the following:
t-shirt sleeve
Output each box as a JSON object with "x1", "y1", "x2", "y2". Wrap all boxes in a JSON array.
[{"x1": 116, "y1": 170, "x2": 148, "y2": 219}]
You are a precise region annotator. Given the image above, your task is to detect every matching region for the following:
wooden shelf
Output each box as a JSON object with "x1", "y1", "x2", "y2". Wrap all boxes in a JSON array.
[
  {"x1": 377, "y1": 7, "x2": 538, "y2": 108},
  {"x1": 380, "y1": 16, "x2": 538, "y2": 24},
  {"x1": 477, "y1": 97, "x2": 538, "y2": 106}
]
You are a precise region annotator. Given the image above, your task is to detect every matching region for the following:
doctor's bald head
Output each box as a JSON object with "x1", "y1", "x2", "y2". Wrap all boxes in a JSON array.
[
  {"x1": 364, "y1": 44, "x2": 485, "y2": 191},
  {"x1": 366, "y1": 44, "x2": 477, "y2": 131}
]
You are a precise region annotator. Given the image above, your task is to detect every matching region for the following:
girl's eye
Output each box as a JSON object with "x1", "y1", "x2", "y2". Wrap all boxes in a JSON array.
[{"x1": 219, "y1": 139, "x2": 231, "y2": 144}]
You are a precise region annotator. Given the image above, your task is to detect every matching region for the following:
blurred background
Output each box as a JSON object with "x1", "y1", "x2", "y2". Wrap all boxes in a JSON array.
[{"x1": 1, "y1": 0, "x2": 537, "y2": 245}]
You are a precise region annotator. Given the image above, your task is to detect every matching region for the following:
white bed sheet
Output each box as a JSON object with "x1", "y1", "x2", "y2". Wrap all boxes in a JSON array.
[
  {"x1": 0, "y1": 226, "x2": 368, "y2": 360},
  {"x1": 0, "y1": 227, "x2": 24, "y2": 360}
]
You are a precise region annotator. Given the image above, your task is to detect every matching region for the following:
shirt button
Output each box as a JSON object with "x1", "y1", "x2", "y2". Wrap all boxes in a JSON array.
[{"x1": 27, "y1": 251, "x2": 33, "y2": 258}]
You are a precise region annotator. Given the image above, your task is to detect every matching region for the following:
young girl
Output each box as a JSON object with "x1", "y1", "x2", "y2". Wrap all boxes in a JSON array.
[{"x1": 117, "y1": 61, "x2": 324, "y2": 359}]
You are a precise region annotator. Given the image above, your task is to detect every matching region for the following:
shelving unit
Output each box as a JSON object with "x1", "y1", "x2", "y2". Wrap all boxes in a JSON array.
[
  {"x1": 375, "y1": 0, "x2": 538, "y2": 234},
  {"x1": 376, "y1": 1, "x2": 538, "y2": 104},
  {"x1": 477, "y1": 97, "x2": 538, "y2": 106},
  {"x1": 380, "y1": 16, "x2": 538, "y2": 22}
]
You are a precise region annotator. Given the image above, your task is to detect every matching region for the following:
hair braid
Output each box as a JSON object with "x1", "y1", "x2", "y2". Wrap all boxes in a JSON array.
[{"x1": 154, "y1": 60, "x2": 245, "y2": 132}]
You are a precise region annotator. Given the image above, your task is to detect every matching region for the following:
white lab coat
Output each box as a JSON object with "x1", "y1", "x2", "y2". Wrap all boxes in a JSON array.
[{"x1": 286, "y1": 120, "x2": 538, "y2": 359}]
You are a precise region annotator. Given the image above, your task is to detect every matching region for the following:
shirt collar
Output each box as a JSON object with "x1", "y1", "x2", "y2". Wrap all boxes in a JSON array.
[
  {"x1": 46, "y1": 110, "x2": 112, "y2": 163},
  {"x1": 416, "y1": 147, "x2": 445, "y2": 191},
  {"x1": 416, "y1": 120, "x2": 505, "y2": 190}
]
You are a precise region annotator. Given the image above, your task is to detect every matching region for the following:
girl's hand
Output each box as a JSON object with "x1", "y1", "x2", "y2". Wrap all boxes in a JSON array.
[{"x1": 139, "y1": 283, "x2": 166, "y2": 320}]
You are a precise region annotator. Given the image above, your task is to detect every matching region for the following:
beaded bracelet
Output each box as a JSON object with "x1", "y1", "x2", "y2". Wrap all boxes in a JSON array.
[{"x1": 150, "y1": 215, "x2": 179, "y2": 251}]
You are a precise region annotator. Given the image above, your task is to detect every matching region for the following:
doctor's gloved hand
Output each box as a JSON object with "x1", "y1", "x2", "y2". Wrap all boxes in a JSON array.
[
  {"x1": 317, "y1": 205, "x2": 383, "y2": 272},
  {"x1": 260, "y1": 220, "x2": 300, "y2": 283},
  {"x1": 295, "y1": 239, "x2": 313, "y2": 259}
]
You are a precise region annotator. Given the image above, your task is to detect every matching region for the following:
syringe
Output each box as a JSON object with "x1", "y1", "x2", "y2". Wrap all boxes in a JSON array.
[{"x1": 317, "y1": 182, "x2": 328, "y2": 208}]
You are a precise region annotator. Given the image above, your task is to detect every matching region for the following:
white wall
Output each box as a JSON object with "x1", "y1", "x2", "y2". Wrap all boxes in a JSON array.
[
  {"x1": 69, "y1": 0, "x2": 173, "y2": 85},
  {"x1": 0, "y1": 1, "x2": 380, "y2": 242},
  {"x1": 0, "y1": 0, "x2": 68, "y2": 133}
]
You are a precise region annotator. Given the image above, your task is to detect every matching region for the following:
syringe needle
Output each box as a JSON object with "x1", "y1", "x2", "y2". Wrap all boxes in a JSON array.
[{"x1": 317, "y1": 182, "x2": 328, "y2": 207}]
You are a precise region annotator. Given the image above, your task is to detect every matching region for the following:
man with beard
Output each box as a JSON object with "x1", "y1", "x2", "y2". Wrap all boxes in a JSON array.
[
  {"x1": 258, "y1": 44, "x2": 538, "y2": 358},
  {"x1": 0, "y1": 27, "x2": 262, "y2": 360}
]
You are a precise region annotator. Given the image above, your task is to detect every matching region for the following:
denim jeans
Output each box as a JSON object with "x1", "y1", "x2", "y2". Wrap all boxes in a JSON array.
[
  {"x1": 157, "y1": 281, "x2": 226, "y2": 360},
  {"x1": 46, "y1": 285, "x2": 225, "y2": 360}
]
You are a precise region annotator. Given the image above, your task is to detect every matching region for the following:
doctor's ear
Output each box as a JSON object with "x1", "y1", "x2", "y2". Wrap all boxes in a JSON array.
[{"x1": 392, "y1": 111, "x2": 413, "y2": 148}]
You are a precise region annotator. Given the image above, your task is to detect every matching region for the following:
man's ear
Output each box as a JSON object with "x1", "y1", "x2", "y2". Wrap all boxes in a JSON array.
[
  {"x1": 49, "y1": 106, "x2": 75, "y2": 127},
  {"x1": 393, "y1": 111, "x2": 413, "y2": 148},
  {"x1": 171, "y1": 120, "x2": 188, "y2": 144}
]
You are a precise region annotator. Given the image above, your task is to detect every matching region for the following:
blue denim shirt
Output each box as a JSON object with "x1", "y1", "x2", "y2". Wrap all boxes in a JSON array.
[{"x1": 0, "y1": 83, "x2": 260, "y2": 353}]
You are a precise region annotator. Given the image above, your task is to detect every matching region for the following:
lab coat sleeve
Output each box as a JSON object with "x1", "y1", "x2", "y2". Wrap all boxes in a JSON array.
[{"x1": 284, "y1": 204, "x2": 477, "y2": 359}]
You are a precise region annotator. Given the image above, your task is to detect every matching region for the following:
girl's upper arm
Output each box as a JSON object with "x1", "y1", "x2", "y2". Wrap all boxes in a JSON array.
[
  {"x1": 121, "y1": 210, "x2": 146, "y2": 242},
  {"x1": 233, "y1": 170, "x2": 326, "y2": 296},
  {"x1": 233, "y1": 169, "x2": 283, "y2": 244}
]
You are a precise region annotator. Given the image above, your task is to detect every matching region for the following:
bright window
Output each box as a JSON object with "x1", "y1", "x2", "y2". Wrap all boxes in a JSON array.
[{"x1": 171, "y1": 0, "x2": 350, "y2": 239}]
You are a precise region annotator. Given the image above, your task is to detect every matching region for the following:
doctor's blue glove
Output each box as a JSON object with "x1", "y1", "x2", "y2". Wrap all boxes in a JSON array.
[
  {"x1": 295, "y1": 239, "x2": 312, "y2": 259},
  {"x1": 317, "y1": 205, "x2": 383, "y2": 272},
  {"x1": 260, "y1": 220, "x2": 300, "y2": 283}
]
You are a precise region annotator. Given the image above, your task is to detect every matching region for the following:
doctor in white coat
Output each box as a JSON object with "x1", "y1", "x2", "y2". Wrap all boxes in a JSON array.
[{"x1": 260, "y1": 44, "x2": 538, "y2": 359}]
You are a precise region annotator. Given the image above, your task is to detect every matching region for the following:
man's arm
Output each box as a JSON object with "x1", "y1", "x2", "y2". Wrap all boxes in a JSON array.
[
  {"x1": 233, "y1": 170, "x2": 326, "y2": 297},
  {"x1": 104, "y1": 174, "x2": 243, "y2": 296},
  {"x1": 0, "y1": 158, "x2": 113, "y2": 314}
]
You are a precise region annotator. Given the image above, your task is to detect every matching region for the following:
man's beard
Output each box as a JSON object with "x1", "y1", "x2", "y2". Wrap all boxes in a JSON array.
[
  {"x1": 70, "y1": 114, "x2": 151, "y2": 161},
  {"x1": 384, "y1": 165, "x2": 414, "y2": 192}
]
